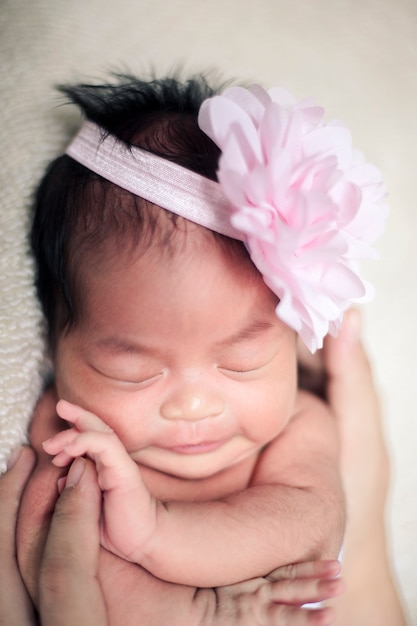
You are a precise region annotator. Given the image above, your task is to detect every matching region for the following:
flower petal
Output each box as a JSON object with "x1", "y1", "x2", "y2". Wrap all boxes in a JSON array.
[{"x1": 198, "y1": 84, "x2": 388, "y2": 351}]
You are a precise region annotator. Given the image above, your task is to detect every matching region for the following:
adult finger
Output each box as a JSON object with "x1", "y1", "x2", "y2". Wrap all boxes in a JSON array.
[
  {"x1": 323, "y1": 308, "x2": 389, "y2": 507},
  {"x1": 324, "y1": 309, "x2": 377, "y2": 395},
  {"x1": 267, "y1": 576, "x2": 343, "y2": 605},
  {"x1": 266, "y1": 560, "x2": 341, "y2": 582},
  {"x1": 39, "y1": 458, "x2": 108, "y2": 626},
  {"x1": 0, "y1": 447, "x2": 37, "y2": 626}
]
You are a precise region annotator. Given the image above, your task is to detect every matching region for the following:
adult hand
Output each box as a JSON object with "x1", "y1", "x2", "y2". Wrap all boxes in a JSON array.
[
  {"x1": 322, "y1": 309, "x2": 407, "y2": 626},
  {"x1": 0, "y1": 447, "x2": 108, "y2": 626},
  {"x1": 38, "y1": 457, "x2": 108, "y2": 626},
  {"x1": 0, "y1": 446, "x2": 37, "y2": 626},
  {"x1": 298, "y1": 308, "x2": 390, "y2": 522}
]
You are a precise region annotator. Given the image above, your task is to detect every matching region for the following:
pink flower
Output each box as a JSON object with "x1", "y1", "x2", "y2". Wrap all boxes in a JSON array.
[{"x1": 198, "y1": 85, "x2": 389, "y2": 351}]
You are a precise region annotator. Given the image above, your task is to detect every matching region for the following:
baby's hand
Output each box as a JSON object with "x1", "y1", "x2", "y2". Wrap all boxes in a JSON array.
[
  {"x1": 43, "y1": 400, "x2": 158, "y2": 564},
  {"x1": 213, "y1": 560, "x2": 343, "y2": 626},
  {"x1": 43, "y1": 400, "x2": 135, "y2": 488}
]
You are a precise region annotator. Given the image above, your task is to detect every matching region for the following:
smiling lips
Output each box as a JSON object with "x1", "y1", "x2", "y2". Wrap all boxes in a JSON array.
[{"x1": 166, "y1": 440, "x2": 226, "y2": 455}]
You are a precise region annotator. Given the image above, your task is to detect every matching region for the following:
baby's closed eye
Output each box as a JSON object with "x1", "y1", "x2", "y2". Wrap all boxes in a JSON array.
[
  {"x1": 216, "y1": 344, "x2": 279, "y2": 376},
  {"x1": 88, "y1": 356, "x2": 165, "y2": 386}
]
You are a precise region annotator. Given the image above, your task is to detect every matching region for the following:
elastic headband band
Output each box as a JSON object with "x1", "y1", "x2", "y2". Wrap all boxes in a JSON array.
[{"x1": 66, "y1": 121, "x2": 243, "y2": 241}]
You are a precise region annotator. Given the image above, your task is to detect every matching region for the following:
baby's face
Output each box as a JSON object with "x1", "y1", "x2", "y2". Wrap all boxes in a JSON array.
[{"x1": 54, "y1": 227, "x2": 297, "y2": 482}]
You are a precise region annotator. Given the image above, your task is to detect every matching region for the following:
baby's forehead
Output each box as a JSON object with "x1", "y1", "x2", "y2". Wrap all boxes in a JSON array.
[
  {"x1": 72, "y1": 220, "x2": 281, "y2": 349},
  {"x1": 75, "y1": 186, "x2": 248, "y2": 265},
  {"x1": 86, "y1": 216, "x2": 241, "y2": 273}
]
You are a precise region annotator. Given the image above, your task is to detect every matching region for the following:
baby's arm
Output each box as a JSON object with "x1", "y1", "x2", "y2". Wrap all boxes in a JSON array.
[
  {"x1": 11, "y1": 396, "x2": 343, "y2": 626},
  {"x1": 44, "y1": 392, "x2": 344, "y2": 588},
  {"x1": 43, "y1": 400, "x2": 158, "y2": 562}
]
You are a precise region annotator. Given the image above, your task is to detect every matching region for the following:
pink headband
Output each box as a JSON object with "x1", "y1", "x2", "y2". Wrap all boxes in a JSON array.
[
  {"x1": 66, "y1": 121, "x2": 242, "y2": 241},
  {"x1": 66, "y1": 84, "x2": 389, "y2": 352}
]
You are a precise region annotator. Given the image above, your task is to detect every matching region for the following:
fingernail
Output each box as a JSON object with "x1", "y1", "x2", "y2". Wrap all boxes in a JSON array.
[
  {"x1": 57, "y1": 476, "x2": 67, "y2": 493},
  {"x1": 66, "y1": 457, "x2": 85, "y2": 488},
  {"x1": 344, "y1": 308, "x2": 361, "y2": 342}
]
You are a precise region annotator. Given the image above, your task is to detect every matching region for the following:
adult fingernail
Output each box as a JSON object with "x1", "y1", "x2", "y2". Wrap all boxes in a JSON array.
[
  {"x1": 57, "y1": 476, "x2": 67, "y2": 494},
  {"x1": 66, "y1": 457, "x2": 85, "y2": 487}
]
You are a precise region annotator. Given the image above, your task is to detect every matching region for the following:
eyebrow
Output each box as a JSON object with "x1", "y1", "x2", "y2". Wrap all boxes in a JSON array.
[
  {"x1": 215, "y1": 320, "x2": 278, "y2": 348},
  {"x1": 93, "y1": 336, "x2": 151, "y2": 355},
  {"x1": 92, "y1": 320, "x2": 277, "y2": 356}
]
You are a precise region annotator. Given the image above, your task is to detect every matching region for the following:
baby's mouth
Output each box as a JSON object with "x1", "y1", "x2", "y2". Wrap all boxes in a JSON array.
[{"x1": 164, "y1": 440, "x2": 226, "y2": 454}]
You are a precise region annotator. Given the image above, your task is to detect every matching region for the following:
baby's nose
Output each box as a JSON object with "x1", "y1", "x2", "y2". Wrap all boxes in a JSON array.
[{"x1": 160, "y1": 385, "x2": 224, "y2": 421}]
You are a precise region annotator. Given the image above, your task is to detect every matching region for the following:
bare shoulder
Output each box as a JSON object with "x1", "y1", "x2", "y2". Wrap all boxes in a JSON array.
[
  {"x1": 293, "y1": 388, "x2": 334, "y2": 421},
  {"x1": 252, "y1": 390, "x2": 340, "y2": 487},
  {"x1": 278, "y1": 389, "x2": 338, "y2": 450},
  {"x1": 250, "y1": 393, "x2": 345, "y2": 561}
]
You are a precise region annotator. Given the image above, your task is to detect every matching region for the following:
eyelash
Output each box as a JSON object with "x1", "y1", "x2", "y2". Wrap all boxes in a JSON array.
[
  {"x1": 125, "y1": 373, "x2": 163, "y2": 385},
  {"x1": 91, "y1": 353, "x2": 273, "y2": 386},
  {"x1": 218, "y1": 364, "x2": 262, "y2": 375},
  {"x1": 91, "y1": 364, "x2": 163, "y2": 387},
  {"x1": 217, "y1": 349, "x2": 278, "y2": 375}
]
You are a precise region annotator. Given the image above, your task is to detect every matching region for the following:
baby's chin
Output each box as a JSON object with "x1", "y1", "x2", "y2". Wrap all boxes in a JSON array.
[{"x1": 133, "y1": 448, "x2": 260, "y2": 502}]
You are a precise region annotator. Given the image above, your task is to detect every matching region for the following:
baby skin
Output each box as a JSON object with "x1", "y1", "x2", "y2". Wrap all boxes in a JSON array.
[
  {"x1": 43, "y1": 391, "x2": 342, "y2": 588},
  {"x1": 40, "y1": 222, "x2": 344, "y2": 590},
  {"x1": 16, "y1": 393, "x2": 344, "y2": 626}
]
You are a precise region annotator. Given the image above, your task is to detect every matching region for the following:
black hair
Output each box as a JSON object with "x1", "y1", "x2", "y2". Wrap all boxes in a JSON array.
[{"x1": 31, "y1": 73, "x2": 249, "y2": 348}]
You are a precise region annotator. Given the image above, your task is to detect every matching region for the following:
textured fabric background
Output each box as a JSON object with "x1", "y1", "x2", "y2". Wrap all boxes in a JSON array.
[{"x1": 1, "y1": 0, "x2": 416, "y2": 620}]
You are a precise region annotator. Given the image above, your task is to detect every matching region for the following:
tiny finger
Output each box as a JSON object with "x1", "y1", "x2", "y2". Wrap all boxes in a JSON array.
[
  {"x1": 51, "y1": 450, "x2": 77, "y2": 467},
  {"x1": 55, "y1": 431, "x2": 138, "y2": 491},
  {"x1": 43, "y1": 428, "x2": 79, "y2": 455},
  {"x1": 56, "y1": 400, "x2": 113, "y2": 434}
]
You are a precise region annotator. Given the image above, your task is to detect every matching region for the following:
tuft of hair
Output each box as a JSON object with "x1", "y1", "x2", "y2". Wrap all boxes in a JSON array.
[
  {"x1": 30, "y1": 72, "x2": 242, "y2": 348},
  {"x1": 58, "y1": 72, "x2": 224, "y2": 178}
]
